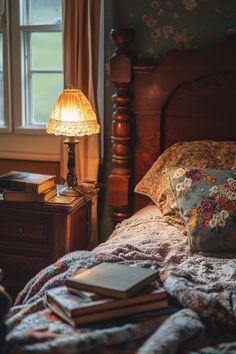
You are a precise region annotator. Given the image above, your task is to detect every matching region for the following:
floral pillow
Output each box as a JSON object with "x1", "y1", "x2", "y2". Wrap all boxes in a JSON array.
[
  {"x1": 167, "y1": 167, "x2": 236, "y2": 252},
  {"x1": 135, "y1": 140, "x2": 236, "y2": 223}
]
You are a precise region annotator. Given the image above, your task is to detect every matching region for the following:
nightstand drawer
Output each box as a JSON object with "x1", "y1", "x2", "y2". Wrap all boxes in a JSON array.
[
  {"x1": 0, "y1": 252, "x2": 47, "y2": 284},
  {"x1": 0, "y1": 195, "x2": 93, "y2": 300},
  {"x1": 0, "y1": 211, "x2": 52, "y2": 242}
]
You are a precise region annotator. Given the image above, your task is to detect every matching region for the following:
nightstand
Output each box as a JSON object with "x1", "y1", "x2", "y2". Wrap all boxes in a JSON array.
[{"x1": 0, "y1": 193, "x2": 92, "y2": 300}]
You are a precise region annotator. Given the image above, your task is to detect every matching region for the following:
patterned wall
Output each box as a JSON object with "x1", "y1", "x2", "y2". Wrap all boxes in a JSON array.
[
  {"x1": 105, "y1": 0, "x2": 236, "y2": 65},
  {"x1": 100, "y1": 0, "x2": 236, "y2": 240}
]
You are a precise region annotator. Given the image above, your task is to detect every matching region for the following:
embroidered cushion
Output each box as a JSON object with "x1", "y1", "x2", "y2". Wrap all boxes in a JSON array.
[
  {"x1": 135, "y1": 141, "x2": 236, "y2": 223},
  {"x1": 167, "y1": 167, "x2": 236, "y2": 252}
]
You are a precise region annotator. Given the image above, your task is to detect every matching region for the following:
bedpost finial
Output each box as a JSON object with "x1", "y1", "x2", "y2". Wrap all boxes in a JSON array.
[{"x1": 110, "y1": 28, "x2": 135, "y2": 50}]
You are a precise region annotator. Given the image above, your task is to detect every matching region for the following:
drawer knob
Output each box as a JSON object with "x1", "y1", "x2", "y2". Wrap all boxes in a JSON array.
[{"x1": 18, "y1": 227, "x2": 26, "y2": 237}]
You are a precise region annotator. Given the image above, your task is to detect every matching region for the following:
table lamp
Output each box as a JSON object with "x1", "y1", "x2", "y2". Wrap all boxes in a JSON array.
[{"x1": 46, "y1": 87, "x2": 100, "y2": 196}]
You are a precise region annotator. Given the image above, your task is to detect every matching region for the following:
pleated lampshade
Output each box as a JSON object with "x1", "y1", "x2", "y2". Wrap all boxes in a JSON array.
[{"x1": 46, "y1": 88, "x2": 100, "y2": 137}]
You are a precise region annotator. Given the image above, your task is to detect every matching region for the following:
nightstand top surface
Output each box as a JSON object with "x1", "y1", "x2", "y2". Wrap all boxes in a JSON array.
[{"x1": 0, "y1": 185, "x2": 98, "y2": 214}]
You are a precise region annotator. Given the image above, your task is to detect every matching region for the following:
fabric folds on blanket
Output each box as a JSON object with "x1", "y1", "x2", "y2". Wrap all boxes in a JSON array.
[{"x1": 137, "y1": 308, "x2": 206, "y2": 354}]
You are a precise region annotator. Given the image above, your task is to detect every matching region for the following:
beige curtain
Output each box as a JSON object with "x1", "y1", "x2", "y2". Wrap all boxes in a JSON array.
[
  {"x1": 0, "y1": 0, "x2": 6, "y2": 27},
  {"x1": 62, "y1": 0, "x2": 101, "y2": 248}
]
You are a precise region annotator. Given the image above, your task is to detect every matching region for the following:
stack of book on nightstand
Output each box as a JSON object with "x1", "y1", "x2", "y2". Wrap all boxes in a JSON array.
[
  {"x1": 46, "y1": 262, "x2": 177, "y2": 327},
  {"x1": 0, "y1": 170, "x2": 57, "y2": 202}
]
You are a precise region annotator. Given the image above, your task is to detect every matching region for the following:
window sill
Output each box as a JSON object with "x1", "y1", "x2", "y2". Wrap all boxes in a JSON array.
[{"x1": 0, "y1": 134, "x2": 61, "y2": 161}]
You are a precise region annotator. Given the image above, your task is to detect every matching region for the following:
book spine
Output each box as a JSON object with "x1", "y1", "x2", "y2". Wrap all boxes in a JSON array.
[
  {"x1": 0, "y1": 180, "x2": 38, "y2": 193},
  {"x1": 3, "y1": 187, "x2": 57, "y2": 202}
]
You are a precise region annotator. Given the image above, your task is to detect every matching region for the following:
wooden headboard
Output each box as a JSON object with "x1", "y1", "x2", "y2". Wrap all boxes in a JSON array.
[{"x1": 108, "y1": 28, "x2": 236, "y2": 225}]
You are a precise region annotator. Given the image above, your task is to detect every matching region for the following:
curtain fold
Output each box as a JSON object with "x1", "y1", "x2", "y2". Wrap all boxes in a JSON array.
[
  {"x1": 62, "y1": 0, "x2": 101, "y2": 248},
  {"x1": 0, "y1": 0, "x2": 6, "y2": 27}
]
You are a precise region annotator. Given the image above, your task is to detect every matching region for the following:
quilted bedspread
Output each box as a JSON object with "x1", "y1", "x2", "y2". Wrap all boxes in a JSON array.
[{"x1": 3, "y1": 214, "x2": 236, "y2": 354}]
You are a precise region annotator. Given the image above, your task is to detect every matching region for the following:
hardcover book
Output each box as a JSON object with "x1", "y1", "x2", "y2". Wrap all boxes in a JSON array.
[
  {"x1": 46, "y1": 286, "x2": 169, "y2": 326},
  {"x1": 0, "y1": 171, "x2": 56, "y2": 194},
  {"x1": 3, "y1": 186, "x2": 57, "y2": 202},
  {"x1": 66, "y1": 262, "x2": 159, "y2": 299},
  {"x1": 68, "y1": 284, "x2": 167, "y2": 302}
]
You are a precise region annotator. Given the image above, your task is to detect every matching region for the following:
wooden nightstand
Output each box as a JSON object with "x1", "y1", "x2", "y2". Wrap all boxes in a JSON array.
[{"x1": 0, "y1": 193, "x2": 92, "y2": 300}]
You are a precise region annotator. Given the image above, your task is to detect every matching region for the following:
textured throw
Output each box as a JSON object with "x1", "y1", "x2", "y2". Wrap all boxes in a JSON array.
[{"x1": 3, "y1": 214, "x2": 236, "y2": 354}]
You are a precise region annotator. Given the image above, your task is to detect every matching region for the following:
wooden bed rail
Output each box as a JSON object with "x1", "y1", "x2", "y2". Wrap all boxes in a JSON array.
[{"x1": 108, "y1": 28, "x2": 135, "y2": 225}]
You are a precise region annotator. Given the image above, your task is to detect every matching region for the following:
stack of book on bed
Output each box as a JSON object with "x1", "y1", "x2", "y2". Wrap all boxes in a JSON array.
[
  {"x1": 46, "y1": 262, "x2": 175, "y2": 327},
  {"x1": 0, "y1": 170, "x2": 57, "y2": 202}
]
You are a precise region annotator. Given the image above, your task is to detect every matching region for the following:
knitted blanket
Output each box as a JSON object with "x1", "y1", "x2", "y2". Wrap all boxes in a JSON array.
[{"x1": 3, "y1": 214, "x2": 236, "y2": 354}]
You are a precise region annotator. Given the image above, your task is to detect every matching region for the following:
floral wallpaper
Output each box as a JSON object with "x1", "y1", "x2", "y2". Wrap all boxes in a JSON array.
[
  {"x1": 100, "y1": 0, "x2": 236, "y2": 240},
  {"x1": 105, "y1": 0, "x2": 236, "y2": 64}
]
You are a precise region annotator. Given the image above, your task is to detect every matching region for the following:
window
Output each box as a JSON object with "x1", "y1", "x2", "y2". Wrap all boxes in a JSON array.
[
  {"x1": 0, "y1": 0, "x2": 63, "y2": 161},
  {"x1": 0, "y1": 6, "x2": 11, "y2": 132}
]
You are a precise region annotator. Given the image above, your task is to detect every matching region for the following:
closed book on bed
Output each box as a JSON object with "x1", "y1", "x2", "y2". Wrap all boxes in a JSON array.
[
  {"x1": 46, "y1": 286, "x2": 169, "y2": 326},
  {"x1": 66, "y1": 263, "x2": 159, "y2": 299},
  {"x1": 68, "y1": 284, "x2": 167, "y2": 302},
  {"x1": 47, "y1": 285, "x2": 167, "y2": 317}
]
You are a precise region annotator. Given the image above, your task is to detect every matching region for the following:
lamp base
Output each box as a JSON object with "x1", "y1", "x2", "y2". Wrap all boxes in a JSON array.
[{"x1": 59, "y1": 185, "x2": 83, "y2": 197}]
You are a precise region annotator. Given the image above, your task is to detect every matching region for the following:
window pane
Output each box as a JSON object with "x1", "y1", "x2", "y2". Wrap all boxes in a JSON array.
[
  {"x1": 32, "y1": 73, "x2": 63, "y2": 124},
  {"x1": 21, "y1": 0, "x2": 62, "y2": 25},
  {"x1": 0, "y1": 33, "x2": 4, "y2": 126},
  {"x1": 31, "y1": 32, "x2": 62, "y2": 69},
  {"x1": 0, "y1": 73, "x2": 4, "y2": 126}
]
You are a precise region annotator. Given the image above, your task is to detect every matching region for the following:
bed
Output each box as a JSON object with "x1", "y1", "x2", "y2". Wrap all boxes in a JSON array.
[{"x1": 1, "y1": 28, "x2": 236, "y2": 354}]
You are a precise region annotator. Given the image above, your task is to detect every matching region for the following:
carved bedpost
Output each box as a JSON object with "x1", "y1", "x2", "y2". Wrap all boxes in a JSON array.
[{"x1": 108, "y1": 28, "x2": 135, "y2": 225}]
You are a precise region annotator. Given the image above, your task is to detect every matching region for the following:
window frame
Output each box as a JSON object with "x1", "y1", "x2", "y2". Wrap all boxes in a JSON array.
[
  {"x1": 12, "y1": 1, "x2": 63, "y2": 134},
  {"x1": 0, "y1": 5, "x2": 11, "y2": 133},
  {"x1": 0, "y1": 0, "x2": 63, "y2": 162}
]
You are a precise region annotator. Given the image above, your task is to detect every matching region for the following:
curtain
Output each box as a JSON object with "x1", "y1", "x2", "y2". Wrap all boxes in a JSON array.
[
  {"x1": 62, "y1": 0, "x2": 101, "y2": 248},
  {"x1": 0, "y1": 0, "x2": 6, "y2": 27}
]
